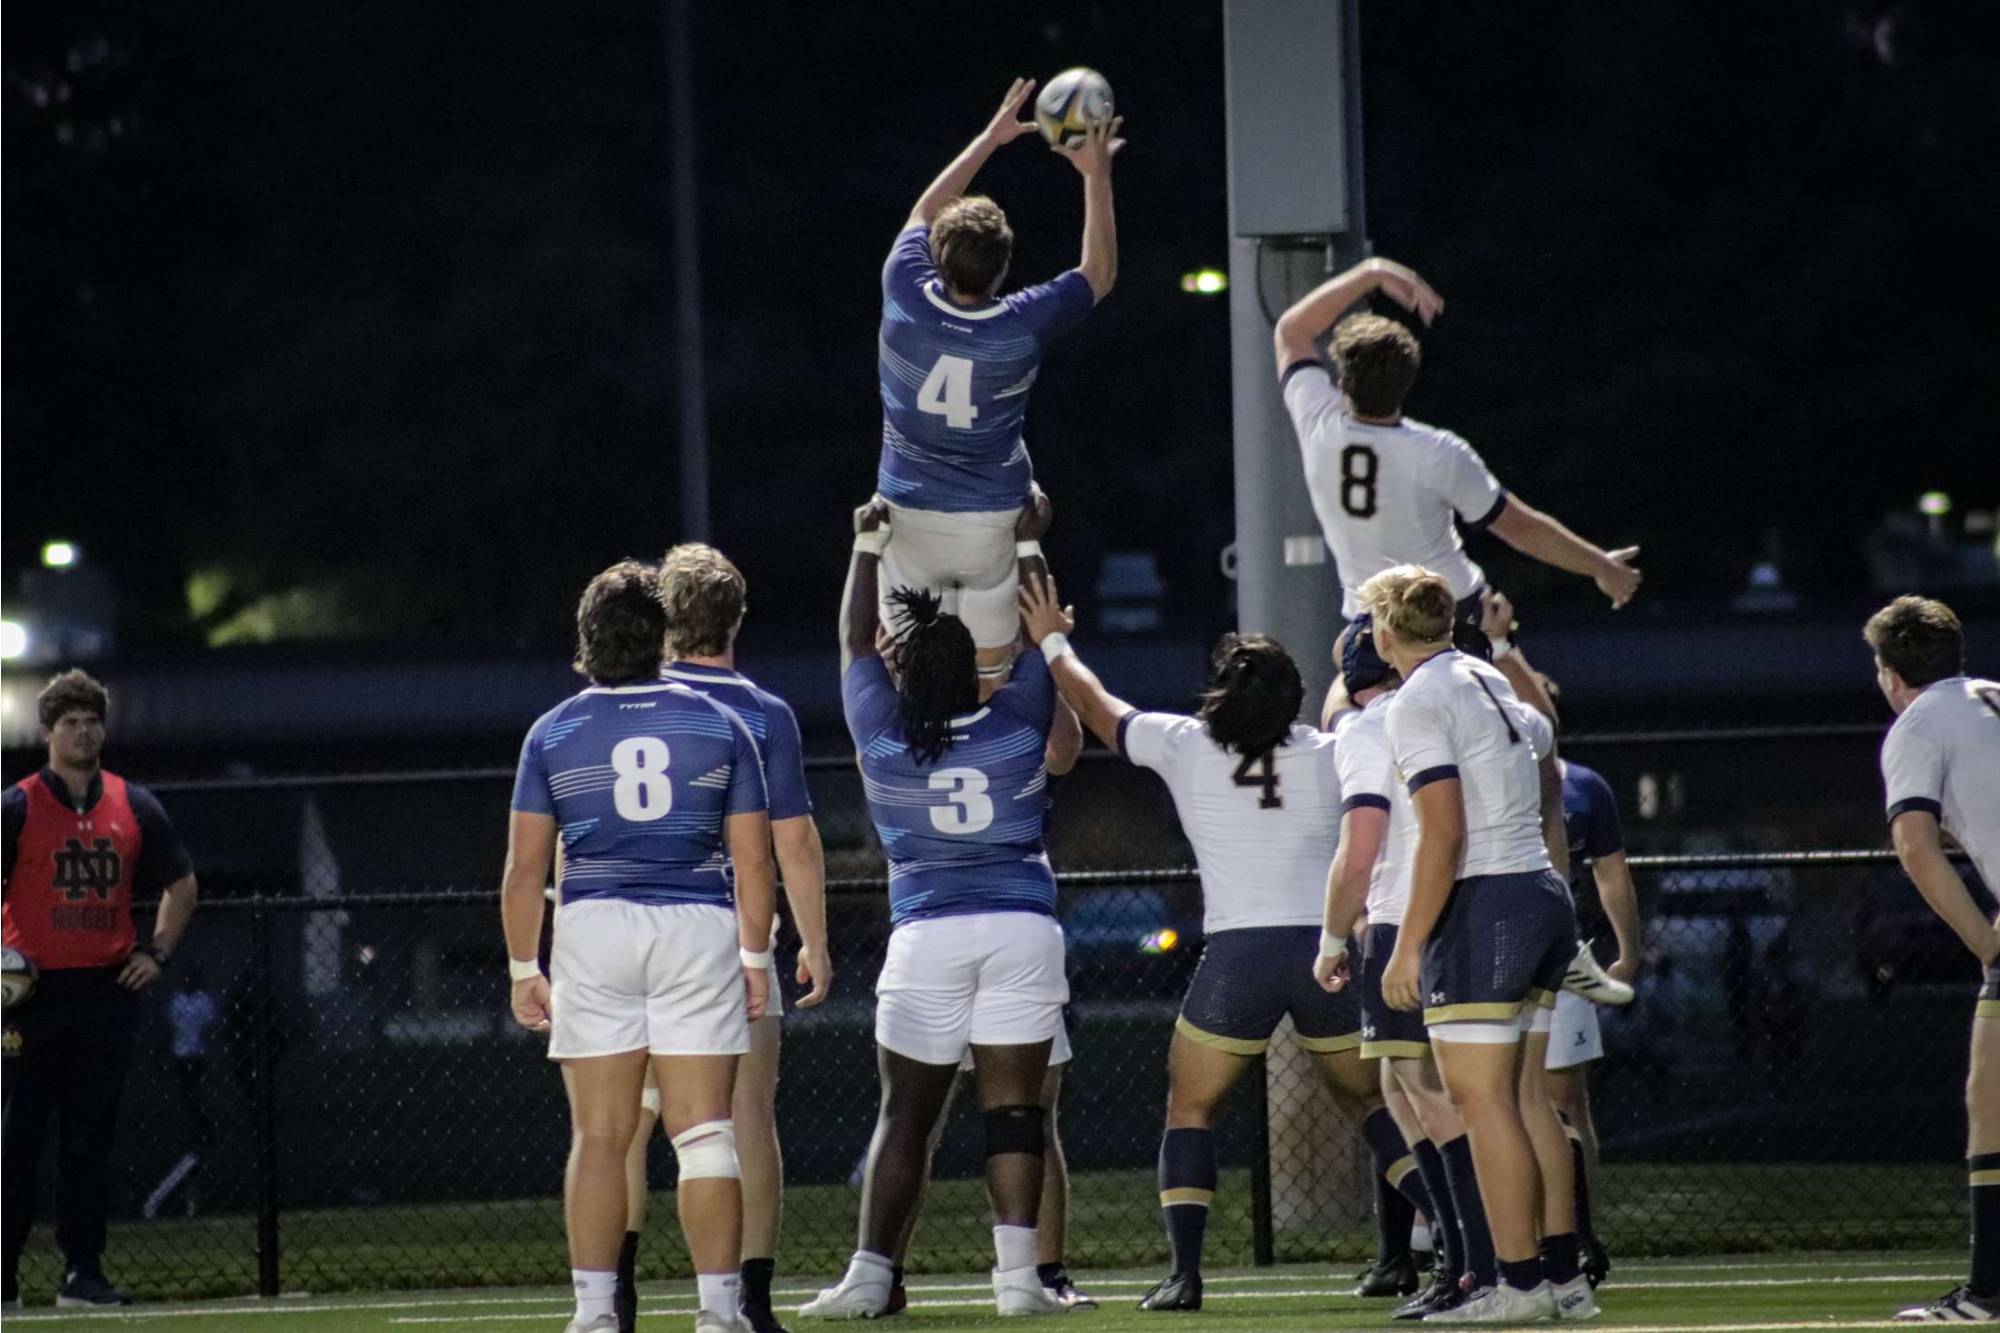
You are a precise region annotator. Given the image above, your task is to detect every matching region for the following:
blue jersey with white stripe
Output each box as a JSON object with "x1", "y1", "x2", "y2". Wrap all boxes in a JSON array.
[
  {"x1": 876, "y1": 224, "x2": 1095, "y2": 513},
  {"x1": 660, "y1": 662, "x2": 813, "y2": 823},
  {"x1": 511, "y1": 682, "x2": 768, "y2": 907},
  {"x1": 841, "y1": 648, "x2": 1057, "y2": 925}
]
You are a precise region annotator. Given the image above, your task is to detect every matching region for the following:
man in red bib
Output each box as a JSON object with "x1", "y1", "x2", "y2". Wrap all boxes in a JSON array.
[{"x1": 3, "y1": 670, "x2": 199, "y2": 1308}]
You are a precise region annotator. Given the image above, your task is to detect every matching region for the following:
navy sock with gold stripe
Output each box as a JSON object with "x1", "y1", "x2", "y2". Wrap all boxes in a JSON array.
[
  {"x1": 1158, "y1": 1127, "x2": 1217, "y2": 1275},
  {"x1": 1973, "y1": 1152, "x2": 2000, "y2": 1296}
]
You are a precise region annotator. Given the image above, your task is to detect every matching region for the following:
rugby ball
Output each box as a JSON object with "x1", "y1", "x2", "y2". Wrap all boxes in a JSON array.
[
  {"x1": 1035, "y1": 68, "x2": 1114, "y2": 148},
  {"x1": 2, "y1": 947, "x2": 36, "y2": 1010}
]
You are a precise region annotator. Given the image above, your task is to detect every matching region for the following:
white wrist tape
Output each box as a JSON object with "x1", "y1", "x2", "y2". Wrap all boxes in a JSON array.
[
  {"x1": 1489, "y1": 636, "x2": 1516, "y2": 661},
  {"x1": 1319, "y1": 930, "x2": 1349, "y2": 961},
  {"x1": 1015, "y1": 540, "x2": 1043, "y2": 559},
  {"x1": 1039, "y1": 631, "x2": 1073, "y2": 664},
  {"x1": 507, "y1": 957, "x2": 542, "y2": 982},
  {"x1": 853, "y1": 528, "x2": 890, "y2": 556},
  {"x1": 740, "y1": 947, "x2": 775, "y2": 971}
]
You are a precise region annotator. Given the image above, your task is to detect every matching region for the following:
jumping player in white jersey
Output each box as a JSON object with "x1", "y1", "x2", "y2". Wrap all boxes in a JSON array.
[
  {"x1": 1016, "y1": 574, "x2": 1439, "y2": 1313},
  {"x1": 1864, "y1": 597, "x2": 2000, "y2": 1323},
  {"x1": 1361, "y1": 565, "x2": 1595, "y2": 1325},
  {"x1": 502, "y1": 563, "x2": 776, "y2": 1333},
  {"x1": 861, "y1": 78, "x2": 1119, "y2": 682},
  {"x1": 1271, "y1": 258, "x2": 1642, "y2": 656}
]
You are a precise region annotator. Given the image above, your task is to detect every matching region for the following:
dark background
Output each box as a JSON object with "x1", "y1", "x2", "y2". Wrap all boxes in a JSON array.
[{"x1": 6, "y1": 0, "x2": 1997, "y2": 664}]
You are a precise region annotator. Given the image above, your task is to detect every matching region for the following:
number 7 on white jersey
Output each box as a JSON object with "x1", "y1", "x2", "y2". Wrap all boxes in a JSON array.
[{"x1": 918, "y1": 355, "x2": 979, "y2": 430}]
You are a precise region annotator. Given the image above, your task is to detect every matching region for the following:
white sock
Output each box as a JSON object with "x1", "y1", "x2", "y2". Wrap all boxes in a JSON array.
[
  {"x1": 572, "y1": 1269, "x2": 617, "y2": 1322},
  {"x1": 697, "y1": 1271, "x2": 742, "y2": 1320},
  {"x1": 844, "y1": 1250, "x2": 894, "y2": 1293},
  {"x1": 993, "y1": 1225, "x2": 1036, "y2": 1273}
]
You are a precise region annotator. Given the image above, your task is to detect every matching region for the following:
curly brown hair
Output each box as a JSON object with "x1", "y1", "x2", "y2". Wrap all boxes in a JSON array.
[
  {"x1": 658, "y1": 543, "x2": 747, "y2": 659},
  {"x1": 931, "y1": 196, "x2": 1013, "y2": 299},
  {"x1": 573, "y1": 561, "x2": 666, "y2": 686},
  {"x1": 37, "y1": 669, "x2": 109, "y2": 729},
  {"x1": 1864, "y1": 595, "x2": 1964, "y2": 689},
  {"x1": 1332, "y1": 313, "x2": 1421, "y2": 418}
]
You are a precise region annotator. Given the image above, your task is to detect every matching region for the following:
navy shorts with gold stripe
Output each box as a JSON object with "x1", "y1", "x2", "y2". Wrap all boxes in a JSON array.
[
  {"x1": 1420, "y1": 869, "x2": 1578, "y2": 1028},
  {"x1": 1177, "y1": 925, "x2": 1361, "y2": 1055},
  {"x1": 1360, "y1": 923, "x2": 1430, "y2": 1059},
  {"x1": 1980, "y1": 965, "x2": 2000, "y2": 1021}
]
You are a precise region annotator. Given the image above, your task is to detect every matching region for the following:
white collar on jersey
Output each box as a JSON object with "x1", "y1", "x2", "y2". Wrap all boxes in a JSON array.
[
  {"x1": 948, "y1": 707, "x2": 993, "y2": 727},
  {"x1": 663, "y1": 665, "x2": 746, "y2": 685},
  {"x1": 581, "y1": 682, "x2": 686, "y2": 696},
  {"x1": 923, "y1": 282, "x2": 1008, "y2": 321}
]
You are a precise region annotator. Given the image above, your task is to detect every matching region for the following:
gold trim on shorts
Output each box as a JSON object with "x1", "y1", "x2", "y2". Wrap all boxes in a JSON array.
[
  {"x1": 1174, "y1": 1015, "x2": 1269, "y2": 1055},
  {"x1": 1424, "y1": 1000, "x2": 1525, "y2": 1026},
  {"x1": 1978, "y1": 1000, "x2": 2000, "y2": 1020},
  {"x1": 1971, "y1": 1170, "x2": 2000, "y2": 1187},
  {"x1": 1361, "y1": 1038, "x2": 1432, "y2": 1060},
  {"x1": 1159, "y1": 1187, "x2": 1215, "y2": 1207},
  {"x1": 1528, "y1": 986, "x2": 1558, "y2": 1009},
  {"x1": 1295, "y1": 1030, "x2": 1363, "y2": 1054}
]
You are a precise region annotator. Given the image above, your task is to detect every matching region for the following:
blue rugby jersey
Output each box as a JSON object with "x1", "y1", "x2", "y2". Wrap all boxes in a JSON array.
[
  {"x1": 1558, "y1": 760, "x2": 1625, "y2": 876},
  {"x1": 511, "y1": 681, "x2": 768, "y2": 907},
  {"x1": 876, "y1": 224, "x2": 1095, "y2": 513},
  {"x1": 841, "y1": 647, "x2": 1057, "y2": 924},
  {"x1": 659, "y1": 662, "x2": 812, "y2": 823}
]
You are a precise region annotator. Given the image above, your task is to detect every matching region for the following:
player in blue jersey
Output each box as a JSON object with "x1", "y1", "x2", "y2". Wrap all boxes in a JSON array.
[
  {"x1": 600, "y1": 544, "x2": 833, "y2": 1333},
  {"x1": 803, "y1": 501, "x2": 1068, "y2": 1320},
  {"x1": 869, "y1": 77, "x2": 1119, "y2": 683},
  {"x1": 501, "y1": 561, "x2": 776, "y2": 1333}
]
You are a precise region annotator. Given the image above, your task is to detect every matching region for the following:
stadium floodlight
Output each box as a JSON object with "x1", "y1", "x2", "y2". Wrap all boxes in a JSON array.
[
  {"x1": 1919, "y1": 491, "x2": 1951, "y2": 516},
  {"x1": 1180, "y1": 268, "x2": 1229, "y2": 295},
  {"x1": 40, "y1": 541, "x2": 77, "y2": 569},
  {"x1": 0, "y1": 621, "x2": 26, "y2": 661}
]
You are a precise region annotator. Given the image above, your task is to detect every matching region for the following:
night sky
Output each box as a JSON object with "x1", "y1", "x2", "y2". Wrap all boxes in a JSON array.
[{"x1": 5, "y1": 0, "x2": 1996, "y2": 658}]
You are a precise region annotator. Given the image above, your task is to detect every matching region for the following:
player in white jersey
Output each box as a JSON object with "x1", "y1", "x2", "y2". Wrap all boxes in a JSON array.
[
  {"x1": 1018, "y1": 574, "x2": 1440, "y2": 1313},
  {"x1": 1864, "y1": 597, "x2": 2000, "y2": 1324},
  {"x1": 1359, "y1": 566, "x2": 1595, "y2": 1325},
  {"x1": 1316, "y1": 621, "x2": 1499, "y2": 1317},
  {"x1": 1271, "y1": 257, "x2": 1642, "y2": 653}
]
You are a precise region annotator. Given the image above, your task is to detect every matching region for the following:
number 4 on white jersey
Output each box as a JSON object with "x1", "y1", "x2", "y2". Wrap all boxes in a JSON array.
[{"x1": 918, "y1": 355, "x2": 978, "y2": 430}]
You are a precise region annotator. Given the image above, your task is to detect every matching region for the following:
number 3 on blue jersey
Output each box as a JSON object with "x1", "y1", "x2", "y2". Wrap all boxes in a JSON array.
[
  {"x1": 611, "y1": 736, "x2": 674, "y2": 821},
  {"x1": 928, "y1": 767, "x2": 993, "y2": 833},
  {"x1": 918, "y1": 355, "x2": 978, "y2": 430}
]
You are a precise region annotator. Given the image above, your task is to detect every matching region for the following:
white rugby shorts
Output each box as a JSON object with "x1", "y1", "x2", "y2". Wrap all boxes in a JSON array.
[
  {"x1": 548, "y1": 898, "x2": 751, "y2": 1060},
  {"x1": 879, "y1": 502, "x2": 1023, "y2": 651},
  {"x1": 1544, "y1": 989, "x2": 1604, "y2": 1070},
  {"x1": 876, "y1": 911, "x2": 1068, "y2": 1065}
]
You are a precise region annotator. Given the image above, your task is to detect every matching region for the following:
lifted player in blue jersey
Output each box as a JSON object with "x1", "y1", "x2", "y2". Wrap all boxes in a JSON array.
[
  {"x1": 501, "y1": 562, "x2": 776, "y2": 1333},
  {"x1": 803, "y1": 500, "x2": 1070, "y2": 1320},
  {"x1": 607, "y1": 543, "x2": 833, "y2": 1333},
  {"x1": 868, "y1": 78, "x2": 1119, "y2": 683}
]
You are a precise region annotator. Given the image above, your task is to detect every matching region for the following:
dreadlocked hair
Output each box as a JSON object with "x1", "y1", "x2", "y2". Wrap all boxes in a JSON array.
[
  {"x1": 886, "y1": 586, "x2": 980, "y2": 765},
  {"x1": 1197, "y1": 633, "x2": 1304, "y2": 759}
]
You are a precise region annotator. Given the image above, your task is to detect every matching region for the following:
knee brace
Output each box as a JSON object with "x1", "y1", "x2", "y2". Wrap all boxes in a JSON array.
[
  {"x1": 670, "y1": 1119, "x2": 740, "y2": 1180},
  {"x1": 983, "y1": 1104, "x2": 1045, "y2": 1158}
]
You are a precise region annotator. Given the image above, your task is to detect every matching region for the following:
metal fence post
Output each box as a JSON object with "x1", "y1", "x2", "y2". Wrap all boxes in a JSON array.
[
  {"x1": 252, "y1": 899, "x2": 281, "y2": 1298},
  {"x1": 1249, "y1": 1053, "x2": 1275, "y2": 1266}
]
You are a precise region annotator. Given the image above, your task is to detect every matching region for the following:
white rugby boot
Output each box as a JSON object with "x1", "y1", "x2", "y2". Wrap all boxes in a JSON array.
[
  {"x1": 1560, "y1": 941, "x2": 1634, "y2": 1007},
  {"x1": 1551, "y1": 1274, "x2": 1599, "y2": 1320},
  {"x1": 994, "y1": 1265, "x2": 1064, "y2": 1316},
  {"x1": 1426, "y1": 1280, "x2": 1556, "y2": 1323},
  {"x1": 798, "y1": 1259, "x2": 892, "y2": 1321}
]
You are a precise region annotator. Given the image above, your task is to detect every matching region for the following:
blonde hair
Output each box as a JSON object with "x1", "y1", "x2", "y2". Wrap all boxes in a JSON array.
[
  {"x1": 1358, "y1": 564, "x2": 1455, "y2": 643},
  {"x1": 658, "y1": 543, "x2": 747, "y2": 658}
]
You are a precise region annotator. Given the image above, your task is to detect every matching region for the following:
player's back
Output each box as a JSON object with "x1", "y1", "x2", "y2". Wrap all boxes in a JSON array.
[
  {"x1": 1389, "y1": 651, "x2": 1553, "y2": 878},
  {"x1": 1121, "y1": 713, "x2": 1341, "y2": 932},
  {"x1": 1332, "y1": 697, "x2": 1418, "y2": 924},
  {"x1": 1281, "y1": 363, "x2": 1507, "y2": 619},
  {"x1": 843, "y1": 650, "x2": 1057, "y2": 925},
  {"x1": 660, "y1": 661, "x2": 813, "y2": 823},
  {"x1": 877, "y1": 225, "x2": 1094, "y2": 514},
  {"x1": 1883, "y1": 675, "x2": 2000, "y2": 886},
  {"x1": 513, "y1": 681, "x2": 763, "y2": 906}
]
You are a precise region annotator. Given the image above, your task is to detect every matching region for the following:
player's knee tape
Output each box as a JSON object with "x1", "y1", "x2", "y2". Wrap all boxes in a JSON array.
[
  {"x1": 640, "y1": 1086, "x2": 661, "y2": 1115},
  {"x1": 670, "y1": 1119, "x2": 740, "y2": 1180},
  {"x1": 983, "y1": 1104, "x2": 1045, "y2": 1158}
]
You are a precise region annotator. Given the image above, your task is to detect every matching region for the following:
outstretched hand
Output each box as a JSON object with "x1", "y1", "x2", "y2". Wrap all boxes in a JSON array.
[
  {"x1": 1018, "y1": 572, "x2": 1075, "y2": 644},
  {"x1": 981, "y1": 77, "x2": 1042, "y2": 147},
  {"x1": 1368, "y1": 257, "x2": 1444, "y2": 326},
  {"x1": 1596, "y1": 546, "x2": 1642, "y2": 609},
  {"x1": 1480, "y1": 589, "x2": 1518, "y2": 642},
  {"x1": 1053, "y1": 114, "x2": 1124, "y2": 176}
]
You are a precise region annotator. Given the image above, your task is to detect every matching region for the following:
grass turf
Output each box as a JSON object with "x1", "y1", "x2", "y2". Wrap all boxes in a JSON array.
[{"x1": 0, "y1": 1253, "x2": 1969, "y2": 1331}]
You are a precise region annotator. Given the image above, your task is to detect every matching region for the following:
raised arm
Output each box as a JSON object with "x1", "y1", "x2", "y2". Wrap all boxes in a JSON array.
[
  {"x1": 1481, "y1": 590, "x2": 1560, "y2": 725},
  {"x1": 1272, "y1": 256, "x2": 1443, "y2": 377},
  {"x1": 1485, "y1": 496, "x2": 1642, "y2": 609},
  {"x1": 907, "y1": 78, "x2": 1041, "y2": 228},
  {"x1": 1893, "y1": 811, "x2": 2000, "y2": 965},
  {"x1": 1018, "y1": 571, "x2": 1136, "y2": 751},
  {"x1": 1051, "y1": 115, "x2": 1122, "y2": 301},
  {"x1": 840, "y1": 499, "x2": 891, "y2": 674}
]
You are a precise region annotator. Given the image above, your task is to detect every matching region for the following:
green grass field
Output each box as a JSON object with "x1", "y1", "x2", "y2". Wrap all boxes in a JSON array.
[{"x1": 0, "y1": 1253, "x2": 1967, "y2": 1331}]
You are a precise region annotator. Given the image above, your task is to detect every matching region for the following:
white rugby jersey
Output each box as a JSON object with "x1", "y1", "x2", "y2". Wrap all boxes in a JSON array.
[
  {"x1": 1332, "y1": 696, "x2": 1418, "y2": 925},
  {"x1": 1281, "y1": 362, "x2": 1508, "y2": 619},
  {"x1": 1880, "y1": 676, "x2": 2000, "y2": 890},
  {"x1": 1119, "y1": 712, "x2": 1342, "y2": 934},
  {"x1": 1384, "y1": 650, "x2": 1555, "y2": 879}
]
